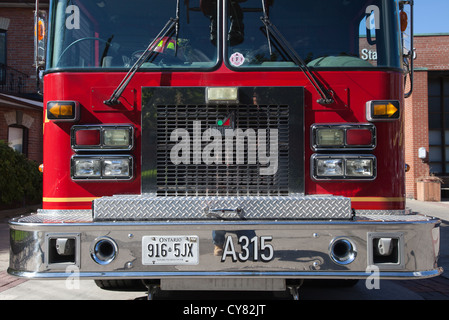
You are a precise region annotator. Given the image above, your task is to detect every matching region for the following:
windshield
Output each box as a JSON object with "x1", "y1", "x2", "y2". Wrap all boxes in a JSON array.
[
  {"x1": 226, "y1": 0, "x2": 401, "y2": 69},
  {"x1": 48, "y1": 0, "x2": 401, "y2": 71},
  {"x1": 48, "y1": 0, "x2": 218, "y2": 69}
]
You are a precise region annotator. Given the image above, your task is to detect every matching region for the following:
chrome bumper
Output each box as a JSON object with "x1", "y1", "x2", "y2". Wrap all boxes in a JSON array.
[{"x1": 8, "y1": 210, "x2": 442, "y2": 280}]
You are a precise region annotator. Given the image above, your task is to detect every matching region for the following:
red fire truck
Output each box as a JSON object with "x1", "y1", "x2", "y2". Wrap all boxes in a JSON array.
[{"x1": 9, "y1": 0, "x2": 441, "y2": 299}]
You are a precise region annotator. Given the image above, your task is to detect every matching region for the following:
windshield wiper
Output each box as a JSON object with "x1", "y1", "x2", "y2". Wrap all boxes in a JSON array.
[
  {"x1": 104, "y1": 0, "x2": 180, "y2": 106},
  {"x1": 260, "y1": 2, "x2": 334, "y2": 105}
]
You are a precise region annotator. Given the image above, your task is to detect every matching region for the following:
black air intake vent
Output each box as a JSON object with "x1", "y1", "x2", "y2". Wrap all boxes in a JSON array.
[
  {"x1": 141, "y1": 87, "x2": 304, "y2": 196},
  {"x1": 156, "y1": 104, "x2": 289, "y2": 196}
]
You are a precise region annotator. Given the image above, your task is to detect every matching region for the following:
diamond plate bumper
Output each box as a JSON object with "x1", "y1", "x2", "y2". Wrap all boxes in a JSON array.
[{"x1": 92, "y1": 194, "x2": 352, "y2": 221}]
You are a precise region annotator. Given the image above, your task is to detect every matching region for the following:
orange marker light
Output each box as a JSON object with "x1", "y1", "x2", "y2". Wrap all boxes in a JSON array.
[
  {"x1": 367, "y1": 100, "x2": 400, "y2": 121},
  {"x1": 47, "y1": 101, "x2": 79, "y2": 121}
]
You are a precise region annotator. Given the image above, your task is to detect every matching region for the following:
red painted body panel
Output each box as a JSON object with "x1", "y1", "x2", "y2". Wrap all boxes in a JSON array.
[{"x1": 42, "y1": 64, "x2": 405, "y2": 210}]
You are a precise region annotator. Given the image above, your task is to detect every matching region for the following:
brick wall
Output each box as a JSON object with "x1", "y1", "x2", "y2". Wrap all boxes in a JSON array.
[
  {"x1": 26, "y1": 107, "x2": 43, "y2": 163},
  {"x1": 1, "y1": 7, "x2": 36, "y2": 94},
  {"x1": 413, "y1": 35, "x2": 449, "y2": 70},
  {"x1": 405, "y1": 35, "x2": 449, "y2": 198},
  {"x1": 405, "y1": 71, "x2": 429, "y2": 198},
  {"x1": 1, "y1": 4, "x2": 43, "y2": 163}
]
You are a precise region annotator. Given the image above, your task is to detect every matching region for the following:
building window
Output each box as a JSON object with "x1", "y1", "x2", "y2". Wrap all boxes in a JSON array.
[
  {"x1": 8, "y1": 125, "x2": 28, "y2": 156},
  {"x1": 428, "y1": 73, "x2": 449, "y2": 175},
  {"x1": 0, "y1": 29, "x2": 6, "y2": 85}
]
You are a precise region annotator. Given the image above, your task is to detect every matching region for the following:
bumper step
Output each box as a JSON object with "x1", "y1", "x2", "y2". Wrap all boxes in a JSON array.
[{"x1": 92, "y1": 193, "x2": 352, "y2": 221}]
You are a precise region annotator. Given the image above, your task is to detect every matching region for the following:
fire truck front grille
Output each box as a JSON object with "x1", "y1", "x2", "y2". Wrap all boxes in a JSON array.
[
  {"x1": 141, "y1": 87, "x2": 305, "y2": 196},
  {"x1": 156, "y1": 104, "x2": 289, "y2": 196}
]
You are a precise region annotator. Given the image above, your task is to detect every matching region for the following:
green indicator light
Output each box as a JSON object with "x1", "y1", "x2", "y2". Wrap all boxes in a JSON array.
[{"x1": 217, "y1": 120, "x2": 223, "y2": 126}]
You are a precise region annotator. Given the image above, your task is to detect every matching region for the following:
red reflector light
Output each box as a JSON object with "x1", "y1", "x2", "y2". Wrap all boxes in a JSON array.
[
  {"x1": 75, "y1": 130, "x2": 101, "y2": 146},
  {"x1": 346, "y1": 129, "x2": 372, "y2": 146}
]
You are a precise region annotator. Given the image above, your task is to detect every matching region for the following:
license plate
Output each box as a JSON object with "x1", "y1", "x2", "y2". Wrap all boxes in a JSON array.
[{"x1": 142, "y1": 235, "x2": 199, "y2": 265}]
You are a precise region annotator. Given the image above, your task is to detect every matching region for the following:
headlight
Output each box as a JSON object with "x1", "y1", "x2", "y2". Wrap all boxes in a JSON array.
[
  {"x1": 72, "y1": 156, "x2": 133, "y2": 180},
  {"x1": 316, "y1": 159, "x2": 343, "y2": 177},
  {"x1": 346, "y1": 159, "x2": 374, "y2": 177},
  {"x1": 103, "y1": 158, "x2": 131, "y2": 177},
  {"x1": 312, "y1": 155, "x2": 376, "y2": 180},
  {"x1": 73, "y1": 158, "x2": 101, "y2": 178}
]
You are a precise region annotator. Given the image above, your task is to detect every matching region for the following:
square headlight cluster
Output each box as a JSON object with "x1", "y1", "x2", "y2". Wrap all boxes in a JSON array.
[
  {"x1": 311, "y1": 123, "x2": 377, "y2": 181},
  {"x1": 312, "y1": 155, "x2": 376, "y2": 180},
  {"x1": 70, "y1": 125, "x2": 134, "y2": 181},
  {"x1": 72, "y1": 156, "x2": 133, "y2": 180}
]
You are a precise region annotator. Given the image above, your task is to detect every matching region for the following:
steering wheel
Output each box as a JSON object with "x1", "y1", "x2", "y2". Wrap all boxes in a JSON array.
[{"x1": 56, "y1": 37, "x2": 110, "y2": 67}]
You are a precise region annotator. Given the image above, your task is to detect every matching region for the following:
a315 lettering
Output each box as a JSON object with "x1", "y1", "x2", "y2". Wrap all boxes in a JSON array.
[{"x1": 221, "y1": 235, "x2": 274, "y2": 262}]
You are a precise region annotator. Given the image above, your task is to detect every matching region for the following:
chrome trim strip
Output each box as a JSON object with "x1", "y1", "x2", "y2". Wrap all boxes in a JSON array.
[
  {"x1": 9, "y1": 211, "x2": 439, "y2": 228},
  {"x1": 9, "y1": 213, "x2": 439, "y2": 229},
  {"x1": 8, "y1": 268, "x2": 443, "y2": 280}
]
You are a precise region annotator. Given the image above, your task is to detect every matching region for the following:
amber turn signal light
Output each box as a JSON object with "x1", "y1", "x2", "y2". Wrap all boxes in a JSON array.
[
  {"x1": 366, "y1": 100, "x2": 400, "y2": 121},
  {"x1": 47, "y1": 101, "x2": 79, "y2": 121}
]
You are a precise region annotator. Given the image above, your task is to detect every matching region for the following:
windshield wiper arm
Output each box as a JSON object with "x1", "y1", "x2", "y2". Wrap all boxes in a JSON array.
[
  {"x1": 260, "y1": 12, "x2": 334, "y2": 105},
  {"x1": 104, "y1": 1, "x2": 180, "y2": 106},
  {"x1": 261, "y1": 0, "x2": 273, "y2": 55}
]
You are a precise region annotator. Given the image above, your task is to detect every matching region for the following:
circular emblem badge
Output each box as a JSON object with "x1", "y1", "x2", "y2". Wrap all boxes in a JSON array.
[{"x1": 229, "y1": 52, "x2": 245, "y2": 67}]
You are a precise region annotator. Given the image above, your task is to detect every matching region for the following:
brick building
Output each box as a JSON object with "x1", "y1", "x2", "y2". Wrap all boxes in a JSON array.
[
  {"x1": 0, "y1": 0, "x2": 47, "y2": 163},
  {"x1": 0, "y1": 94, "x2": 42, "y2": 162},
  {"x1": 405, "y1": 34, "x2": 449, "y2": 199}
]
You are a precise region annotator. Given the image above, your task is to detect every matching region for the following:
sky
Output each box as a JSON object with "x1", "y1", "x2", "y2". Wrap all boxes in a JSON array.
[{"x1": 414, "y1": 0, "x2": 449, "y2": 34}]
